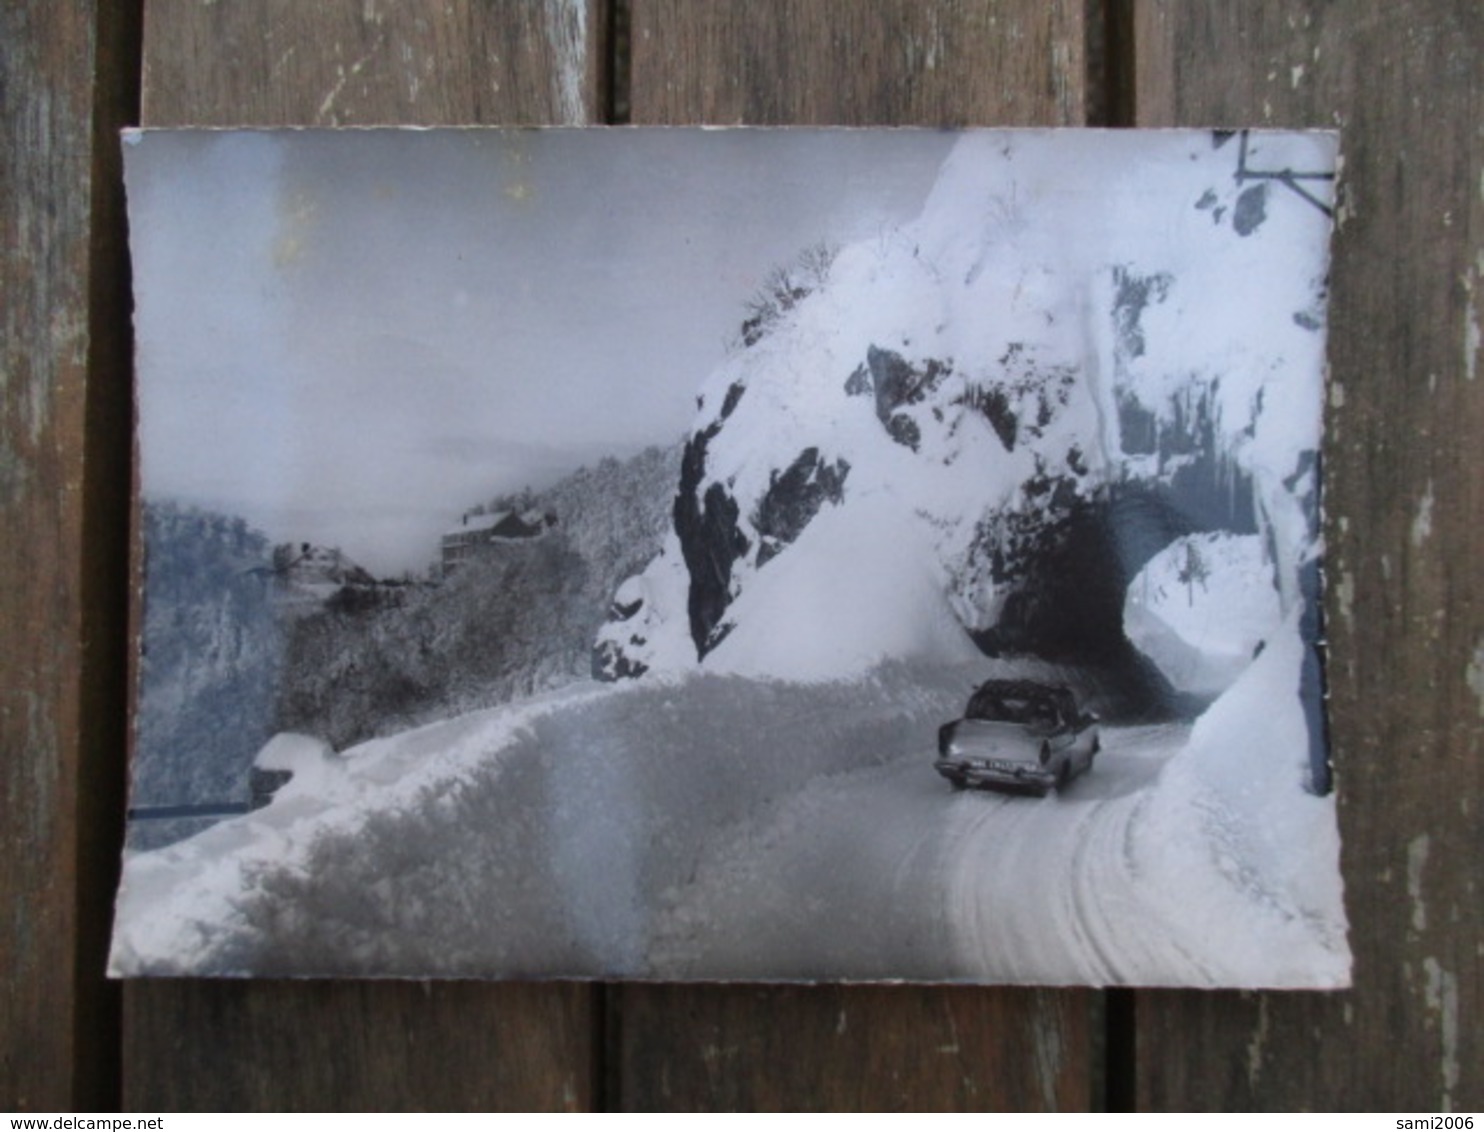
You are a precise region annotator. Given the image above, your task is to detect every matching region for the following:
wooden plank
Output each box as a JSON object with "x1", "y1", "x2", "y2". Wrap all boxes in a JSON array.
[
  {"x1": 125, "y1": 981, "x2": 594, "y2": 1112},
  {"x1": 630, "y1": 0, "x2": 1086, "y2": 126},
  {"x1": 122, "y1": 0, "x2": 606, "y2": 1111},
  {"x1": 616, "y1": 985, "x2": 1090, "y2": 1112},
  {"x1": 618, "y1": 1, "x2": 1094, "y2": 1111},
  {"x1": 74, "y1": 0, "x2": 143, "y2": 1110},
  {"x1": 1133, "y1": 2, "x2": 1482, "y2": 1111},
  {"x1": 141, "y1": 0, "x2": 606, "y2": 127},
  {"x1": 1, "y1": 1, "x2": 137, "y2": 1111}
]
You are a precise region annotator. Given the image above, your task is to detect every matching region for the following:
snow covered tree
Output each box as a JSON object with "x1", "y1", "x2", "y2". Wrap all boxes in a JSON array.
[{"x1": 1177, "y1": 538, "x2": 1211, "y2": 606}]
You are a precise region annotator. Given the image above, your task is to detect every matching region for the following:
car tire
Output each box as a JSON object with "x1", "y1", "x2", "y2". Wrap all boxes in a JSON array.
[{"x1": 947, "y1": 774, "x2": 968, "y2": 791}]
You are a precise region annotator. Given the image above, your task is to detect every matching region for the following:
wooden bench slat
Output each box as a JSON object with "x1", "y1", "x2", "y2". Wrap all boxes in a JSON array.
[{"x1": 1, "y1": 1, "x2": 138, "y2": 1111}]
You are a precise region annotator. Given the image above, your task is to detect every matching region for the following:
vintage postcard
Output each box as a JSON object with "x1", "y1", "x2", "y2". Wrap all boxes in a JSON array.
[{"x1": 112, "y1": 127, "x2": 1349, "y2": 986}]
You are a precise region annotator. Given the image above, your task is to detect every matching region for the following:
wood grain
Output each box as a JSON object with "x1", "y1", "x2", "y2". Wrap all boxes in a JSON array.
[
  {"x1": 618, "y1": 0, "x2": 1095, "y2": 1111},
  {"x1": 630, "y1": 0, "x2": 1086, "y2": 126},
  {"x1": 1133, "y1": 1, "x2": 1482, "y2": 1111},
  {"x1": 123, "y1": 1, "x2": 606, "y2": 1111},
  {"x1": 125, "y1": 981, "x2": 594, "y2": 1111},
  {"x1": 141, "y1": 0, "x2": 606, "y2": 127},
  {"x1": 615, "y1": 984, "x2": 1090, "y2": 1112},
  {"x1": 1, "y1": 1, "x2": 137, "y2": 1111},
  {"x1": 31, "y1": 0, "x2": 1469, "y2": 1113}
]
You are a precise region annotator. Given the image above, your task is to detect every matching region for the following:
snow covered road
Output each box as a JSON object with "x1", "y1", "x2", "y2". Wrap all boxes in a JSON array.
[
  {"x1": 112, "y1": 652, "x2": 1347, "y2": 985},
  {"x1": 648, "y1": 753, "x2": 965, "y2": 980},
  {"x1": 647, "y1": 722, "x2": 1208, "y2": 984},
  {"x1": 942, "y1": 723, "x2": 1212, "y2": 985},
  {"x1": 640, "y1": 629, "x2": 1349, "y2": 989}
]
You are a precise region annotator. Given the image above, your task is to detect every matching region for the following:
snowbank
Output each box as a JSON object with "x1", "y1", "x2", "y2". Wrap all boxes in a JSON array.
[
  {"x1": 109, "y1": 664, "x2": 981, "y2": 977},
  {"x1": 1132, "y1": 613, "x2": 1349, "y2": 986},
  {"x1": 109, "y1": 679, "x2": 627, "y2": 975}
]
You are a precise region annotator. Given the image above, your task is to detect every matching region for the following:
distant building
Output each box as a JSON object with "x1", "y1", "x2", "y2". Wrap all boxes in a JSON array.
[{"x1": 441, "y1": 509, "x2": 555, "y2": 574}]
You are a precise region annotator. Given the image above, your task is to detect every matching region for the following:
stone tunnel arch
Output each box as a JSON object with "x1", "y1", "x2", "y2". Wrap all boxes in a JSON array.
[{"x1": 970, "y1": 468, "x2": 1260, "y2": 718}]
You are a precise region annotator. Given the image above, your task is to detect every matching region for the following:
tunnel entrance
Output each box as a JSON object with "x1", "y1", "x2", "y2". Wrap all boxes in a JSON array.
[{"x1": 970, "y1": 465, "x2": 1259, "y2": 721}]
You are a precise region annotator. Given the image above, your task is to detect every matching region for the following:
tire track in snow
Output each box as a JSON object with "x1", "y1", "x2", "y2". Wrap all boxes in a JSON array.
[
  {"x1": 943, "y1": 723, "x2": 1206, "y2": 985},
  {"x1": 645, "y1": 756, "x2": 969, "y2": 980},
  {"x1": 645, "y1": 722, "x2": 1205, "y2": 985}
]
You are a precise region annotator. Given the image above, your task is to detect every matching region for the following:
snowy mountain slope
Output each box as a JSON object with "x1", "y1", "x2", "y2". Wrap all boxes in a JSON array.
[
  {"x1": 269, "y1": 444, "x2": 682, "y2": 750},
  {"x1": 596, "y1": 131, "x2": 1334, "y2": 711}
]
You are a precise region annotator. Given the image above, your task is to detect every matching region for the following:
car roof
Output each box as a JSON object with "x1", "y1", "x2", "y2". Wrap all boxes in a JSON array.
[{"x1": 971, "y1": 679, "x2": 1074, "y2": 701}]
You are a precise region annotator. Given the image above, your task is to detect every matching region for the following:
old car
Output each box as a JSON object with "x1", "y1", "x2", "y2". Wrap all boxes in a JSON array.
[{"x1": 935, "y1": 679, "x2": 1099, "y2": 796}]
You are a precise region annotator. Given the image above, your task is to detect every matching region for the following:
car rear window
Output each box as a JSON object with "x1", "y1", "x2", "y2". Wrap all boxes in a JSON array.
[{"x1": 966, "y1": 688, "x2": 1061, "y2": 727}]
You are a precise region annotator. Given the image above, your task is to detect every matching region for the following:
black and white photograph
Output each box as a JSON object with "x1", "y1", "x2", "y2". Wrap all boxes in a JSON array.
[{"x1": 110, "y1": 126, "x2": 1349, "y2": 987}]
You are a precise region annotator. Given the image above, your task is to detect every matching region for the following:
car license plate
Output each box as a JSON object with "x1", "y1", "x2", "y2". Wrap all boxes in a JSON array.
[{"x1": 980, "y1": 759, "x2": 1031, "y2": 775}]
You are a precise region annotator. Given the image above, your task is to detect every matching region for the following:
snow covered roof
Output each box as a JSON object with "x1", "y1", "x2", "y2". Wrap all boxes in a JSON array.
[
  {"x1": 252, "y1": 732, "x2": 335, "y2": 771},
  {"x1": 447, "y1": 510, "x2": 512, "y2": 537}
]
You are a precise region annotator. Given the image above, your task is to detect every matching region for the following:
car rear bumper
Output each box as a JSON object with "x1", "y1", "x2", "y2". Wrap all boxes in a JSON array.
[{"x1": 934, "y1": 758, "x2": 1056, "y2": 793}]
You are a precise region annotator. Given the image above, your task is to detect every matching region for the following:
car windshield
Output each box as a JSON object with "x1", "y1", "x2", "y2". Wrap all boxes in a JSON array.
[{"x1": 966, "y1": 688, "x2": 1063, "y2": 729}]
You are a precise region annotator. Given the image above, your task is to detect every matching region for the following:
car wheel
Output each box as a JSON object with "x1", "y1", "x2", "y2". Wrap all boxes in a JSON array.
[
  {"x1": 1056, "y1": 762, "x2": 1072, "y2": 792},
  {"x1": 947, "y1": 774, "x2": 968, "y2": 791}
]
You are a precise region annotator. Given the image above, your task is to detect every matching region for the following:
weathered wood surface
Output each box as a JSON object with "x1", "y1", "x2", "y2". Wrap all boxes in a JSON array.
[
  {"x1": 6, "y1": 0, "x2": 1481, "y2": 1113},
  {"x1": 614, "y1": 984, "x2": 1089, "y2": 1112},
  {"x1": 125, "y1": 981, "x2": 595, "y2": 1111},
  {"x1": 629, "y1": 0, "x2": 1086, "y2": 126},
  {"x1": 140, "y1": 0, "x2": 605, "y2": 127},
  {"x1": 620, "y1": 0, "x2": 1095, "y2": 1111},
  {"x1": 119, "y1": 0, "x2": 608, "y2": 1112},
  {"x1": 1133, "y1": 1, "x2": 1482, "y2": 1112},
  {"x1": 1, "y1": 1, "x2": 136, "y2": 1112}
]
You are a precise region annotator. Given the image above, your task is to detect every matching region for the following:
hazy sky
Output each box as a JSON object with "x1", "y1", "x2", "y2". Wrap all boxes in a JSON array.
[{"x1": 127, "y1": 127, "x2": 955, "y2": 575}]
